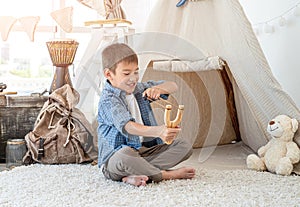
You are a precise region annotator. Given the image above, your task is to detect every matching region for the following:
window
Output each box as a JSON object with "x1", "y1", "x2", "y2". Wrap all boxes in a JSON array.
[{"x1": 0, "y1": 0, "x2": 157, "y2": 94}]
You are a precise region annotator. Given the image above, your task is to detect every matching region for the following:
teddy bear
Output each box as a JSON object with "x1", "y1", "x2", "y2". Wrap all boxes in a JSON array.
[{"x1": 246, "y1": 114, "x2": 300, "y2": 175}]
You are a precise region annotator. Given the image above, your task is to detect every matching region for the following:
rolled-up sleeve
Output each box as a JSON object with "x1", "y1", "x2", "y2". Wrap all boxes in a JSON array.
[
  {"x1": 139, "y1": 80, "x2": 164, "y2": 90},
  {"x1": 137, "y1": 80, "x2": 169, "y2": 100}
]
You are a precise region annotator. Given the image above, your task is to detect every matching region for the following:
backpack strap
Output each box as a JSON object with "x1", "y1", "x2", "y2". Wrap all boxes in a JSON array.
[
  {"x1": 62, "y1": 117, "x2": 75, "y2": 147},
  {"x1": 37, "y1": 138, "x2": 45, "y2": 160}
]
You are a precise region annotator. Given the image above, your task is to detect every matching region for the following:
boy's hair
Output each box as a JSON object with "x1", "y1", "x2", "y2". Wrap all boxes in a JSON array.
[{"x1": 102, "y1": 43, "x2": 138, "y2": 73}]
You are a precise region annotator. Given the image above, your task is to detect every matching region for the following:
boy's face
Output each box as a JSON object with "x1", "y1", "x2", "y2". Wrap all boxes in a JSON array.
[{"x1": 104, "y1": 61, "x2": 139, "y2": 94}]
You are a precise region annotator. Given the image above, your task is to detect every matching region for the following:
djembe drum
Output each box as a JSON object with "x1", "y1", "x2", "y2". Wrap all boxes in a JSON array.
[{"x1": 46, "y1": 39, "x2": 79, "y2": 93}]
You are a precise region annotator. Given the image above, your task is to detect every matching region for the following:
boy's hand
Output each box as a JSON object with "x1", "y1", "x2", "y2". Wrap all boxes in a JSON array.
[
  {"x1": 142, "y1": 87, "x2": 161, "y2": 100},
  {"x1": 157, "y1": 125, "x2": 181, "y2": 144}
]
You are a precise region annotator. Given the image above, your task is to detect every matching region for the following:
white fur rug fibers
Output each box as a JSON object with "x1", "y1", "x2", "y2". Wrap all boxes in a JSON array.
[{"x1": 0, "y1": 164, "x2": 299, "y2": 207}]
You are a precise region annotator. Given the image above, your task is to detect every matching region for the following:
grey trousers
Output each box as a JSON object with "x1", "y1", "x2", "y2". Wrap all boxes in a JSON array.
[{"x1": 102, "y1": 139, "x2": 193, "y2": 182}]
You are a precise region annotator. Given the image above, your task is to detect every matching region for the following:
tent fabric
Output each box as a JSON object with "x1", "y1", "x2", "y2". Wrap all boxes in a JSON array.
[
  {"x1": 142, "y1": 61, "x2": 239, "y2": 148},
  {"x1": 142, "y1": 0, "x2": 300, "y2": 151}
]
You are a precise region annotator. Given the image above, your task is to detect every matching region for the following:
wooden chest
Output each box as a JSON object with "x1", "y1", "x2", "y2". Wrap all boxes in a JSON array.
[{"x1": 0, "y1": 95, "x2": 48, "y2": 162}]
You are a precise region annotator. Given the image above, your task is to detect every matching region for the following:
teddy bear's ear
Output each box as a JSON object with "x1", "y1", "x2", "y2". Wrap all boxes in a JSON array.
[{"x1": 291, "y1": 118, "x2": 299, "y2": 133}]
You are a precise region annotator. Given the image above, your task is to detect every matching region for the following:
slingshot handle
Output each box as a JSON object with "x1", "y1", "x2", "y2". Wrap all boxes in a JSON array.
[
  {"x1": 164, "y1": 104, "x2": 184, "y2": 144},
  {"x1": 164, "y1": 105, "x2": 173, "y2": 128}
]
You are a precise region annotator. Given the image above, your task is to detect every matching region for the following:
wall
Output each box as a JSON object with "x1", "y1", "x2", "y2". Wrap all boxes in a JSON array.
[
  {"x1": 239, "y1": 0, "x2": 300, "y2": 109},
  {"x1": 122, "y1": 0, "x2": 158, "y2": 32}
]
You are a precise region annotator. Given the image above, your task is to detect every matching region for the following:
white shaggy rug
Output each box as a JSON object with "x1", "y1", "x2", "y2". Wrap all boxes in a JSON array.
[{"x1": 0, "y1": 164, "x2": 299, "y2": 207}]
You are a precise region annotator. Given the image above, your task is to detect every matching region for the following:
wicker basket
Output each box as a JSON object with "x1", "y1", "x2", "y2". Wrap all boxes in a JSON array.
[{"x1": 46, "y1": 39, "x2": 79, "y2": 67}]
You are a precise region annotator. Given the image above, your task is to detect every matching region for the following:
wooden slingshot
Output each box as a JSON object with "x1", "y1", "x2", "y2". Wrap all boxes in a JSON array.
[
  {"x1": 164, "y1": 104, "x2": 184, "y2": 144},
  {"x1": 145, "y1": 96, "x2": 184, "y2": 144},
  {"x1": 164, "y1": 104, "x2": 184, "y2": 128}
]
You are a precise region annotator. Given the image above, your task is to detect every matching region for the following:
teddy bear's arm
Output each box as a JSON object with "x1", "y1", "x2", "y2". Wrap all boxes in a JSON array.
[
  {"x1": 258, "y1": 142, "x2": 271, "y2": 157},
  {"x1": 286, "y1": 142, "x2": 300, "y2": 164}
]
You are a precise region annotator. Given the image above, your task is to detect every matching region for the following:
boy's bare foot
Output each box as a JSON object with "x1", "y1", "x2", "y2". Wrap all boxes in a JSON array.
[
  {"x1": 122, "y1": 175, "x2": 149, "y2": 187},
  {"x1": 162, "y1": 167, "x2": 196, "y2": 180}
]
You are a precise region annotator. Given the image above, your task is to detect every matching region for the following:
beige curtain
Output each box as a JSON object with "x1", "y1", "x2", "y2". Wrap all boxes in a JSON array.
[{"x1": 104, "y1": 0, "x2": 126, "y2": 19}]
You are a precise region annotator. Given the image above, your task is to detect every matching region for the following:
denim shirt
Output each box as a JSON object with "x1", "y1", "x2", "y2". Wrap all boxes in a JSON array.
[{"x1": 97, "y1": 80, "x2": 167, "y2": 166}]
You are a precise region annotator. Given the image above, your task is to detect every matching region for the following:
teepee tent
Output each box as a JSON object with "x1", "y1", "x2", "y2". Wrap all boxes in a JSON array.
[
  {"x1": 139, "y1": 0, "x2": 300, "y2": 152},
  {"x1": 73, "y1": 0, "x2": 300, "y2": 166}
]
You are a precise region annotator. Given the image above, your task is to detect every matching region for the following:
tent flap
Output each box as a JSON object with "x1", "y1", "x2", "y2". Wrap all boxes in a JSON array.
[{"x1": 153, "y1": 56, "x2": 224, "y2": 72}]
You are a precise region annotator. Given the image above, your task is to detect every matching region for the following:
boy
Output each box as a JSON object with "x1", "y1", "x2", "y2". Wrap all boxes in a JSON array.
[{"x1": 98, "y1": 43, "x2": 195, "y2": 186}]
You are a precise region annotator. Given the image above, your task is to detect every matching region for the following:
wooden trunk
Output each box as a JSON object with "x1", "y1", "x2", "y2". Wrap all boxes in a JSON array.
[{"x1": 0, "y1": 95, "x2": 48, "y2": 162}]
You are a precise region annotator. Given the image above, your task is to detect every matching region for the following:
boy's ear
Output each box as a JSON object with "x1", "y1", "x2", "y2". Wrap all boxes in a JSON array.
[{"x1": 104, "y1": 68, "x2": 112, "y2": 80}]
